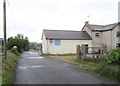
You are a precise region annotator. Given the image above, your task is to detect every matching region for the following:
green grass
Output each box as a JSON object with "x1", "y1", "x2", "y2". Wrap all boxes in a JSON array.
[
  {"x1": 48, "y1": 54, "x2": 119, "y2": 82},
  {"x1": 43, "y1": 53, "x2": 76, "y2": 56},
  {"x1": 71, "y1": 58, "x2": 120, "y2": 82},
  {"x1": 2, "y1": 52, "x2": 19, "y2": 84},
  {"x1": 71, "y1": 58, "x2": 99, "y2": 70}
]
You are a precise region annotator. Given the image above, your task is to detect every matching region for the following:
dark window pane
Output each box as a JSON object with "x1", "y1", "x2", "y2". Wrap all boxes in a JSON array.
[
  {"x1": 116, "y1": 43, "x2": 120, "y2": 48},
  {"x1": 117, "y1": 31, "x2": 120, "y2": 37},
  {"x1": 95, "y1": 33, "x2": 100, "y2": 37}
]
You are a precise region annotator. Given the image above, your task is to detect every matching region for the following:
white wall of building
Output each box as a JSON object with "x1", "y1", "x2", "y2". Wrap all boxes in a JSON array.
[
  {"x1": 47, "y1": 40, "x2": 92, "y2": 54},
  {"x1": 42, "y1": 31, "x2": 92, "y2": 54},
  {"x1": 42, "y1": 34, "x2": 48, "y2": 54}
]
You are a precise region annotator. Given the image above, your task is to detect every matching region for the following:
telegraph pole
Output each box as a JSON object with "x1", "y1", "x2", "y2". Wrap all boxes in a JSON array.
[{"x1": 3, "y1": 0, "x2": 7, "y2": 60}]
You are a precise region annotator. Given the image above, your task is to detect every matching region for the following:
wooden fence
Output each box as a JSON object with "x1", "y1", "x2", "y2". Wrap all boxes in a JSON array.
[{"x1": 77, "y1": 45, "x2": 107, "y2": 60}]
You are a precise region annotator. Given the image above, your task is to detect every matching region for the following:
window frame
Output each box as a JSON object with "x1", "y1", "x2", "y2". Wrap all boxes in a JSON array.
[
  {"x1": 95, "y1": 33, "x2": 100, "y2": 37},
  {"x1": 116, "y1": 31, "x2": 120, "y2": 37},
  {"x1": 48, "y1": 38, "x2": 54, "y2": 45},
  {"x1": 48, "y1": 39, "x2": 61, "y2": 46},
  {"x1": 116, "y1": 43, "x2": 120, "y2": 48},
  {"x1": 54, "y1": 39, "x2": 61, "y2": 45}
]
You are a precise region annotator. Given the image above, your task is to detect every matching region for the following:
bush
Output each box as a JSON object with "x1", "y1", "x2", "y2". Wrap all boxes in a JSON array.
[
  {"x1": 105, "y1": 48, "x2": 120, "y2": 64},
  {"x1": 2, "y1": 52, "x2": 19, "y2": 84},
  {"x1": 7, "y1": 34, "x2": 30, "y2": 53},
  {"x1": 95, "y1": 63, "x2": 120, "y2": 81},
  {"x1": 10, "y1": 48, "x2": 19, "y2": 56}
]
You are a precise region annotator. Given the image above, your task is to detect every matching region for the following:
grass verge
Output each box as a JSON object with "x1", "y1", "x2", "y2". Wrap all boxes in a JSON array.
[
  {"x1": 49, "y1": 55, "x2": 120, "y2": 82},
  {"x1": 2, "y1": 51, "x2": 19, "y2": 84}
]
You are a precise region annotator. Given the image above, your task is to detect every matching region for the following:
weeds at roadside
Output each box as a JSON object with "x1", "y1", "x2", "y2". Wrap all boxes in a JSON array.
[{"x1": 2, "y1": 52, "x2": 19, "y2": 84}]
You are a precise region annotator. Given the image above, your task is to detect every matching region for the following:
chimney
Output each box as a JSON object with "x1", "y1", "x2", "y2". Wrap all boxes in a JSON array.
[{"x1": 85, "y1": 21, "x2": 89, "y2": 24}]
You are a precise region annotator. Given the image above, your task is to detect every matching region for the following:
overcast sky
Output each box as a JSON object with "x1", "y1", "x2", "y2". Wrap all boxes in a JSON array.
[{"x1": 0, "y1": 0, "x2": 119, "y2": 43}]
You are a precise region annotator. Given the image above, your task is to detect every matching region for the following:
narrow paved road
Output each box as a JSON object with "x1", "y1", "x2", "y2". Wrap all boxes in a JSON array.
[{"x1": 14, "y1": 51, "x2": 117, "y2": 84}]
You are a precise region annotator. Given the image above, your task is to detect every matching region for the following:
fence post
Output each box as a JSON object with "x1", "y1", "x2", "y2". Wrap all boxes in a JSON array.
[{"x1": 77, "y1": 45, "x2": 81, "y2": 59}]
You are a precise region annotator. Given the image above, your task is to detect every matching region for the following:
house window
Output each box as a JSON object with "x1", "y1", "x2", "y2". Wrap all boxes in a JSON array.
[
  {"x1": 48, "y1": 39, "x2": 61, "y2": 45},
  {"x1": 116, "y1": 43, "x2": 120, "y2": 48},
  {"x1": 48, "y1": 38, "x2": 53, "y2": 45},
  {"x1": 54, "y1": 39, "x2": 61, "y2": 45},
  {"x1": 95, "y1": 33, "x2": 100, "y2": 37},
  {"x1": 116, "y1": 31, "x2": 120, "y2": 37}
]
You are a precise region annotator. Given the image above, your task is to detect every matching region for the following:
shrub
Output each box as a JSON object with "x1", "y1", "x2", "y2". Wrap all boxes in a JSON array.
[
  {"x1": 2, "y1": 52, "x2": 19, "y2": 84},
  {"x1": 105, "y1": 48, "x2": 120, "y2": 64},
  {"x1": 6, "y1": 34, "x2": 30, "y2": 53},
  {"x1": 10, "y1": 48, "x2": 19, "y2": 56},
  {"x1": 95, "y1": 63, "x2": 120, "y2": 81}
]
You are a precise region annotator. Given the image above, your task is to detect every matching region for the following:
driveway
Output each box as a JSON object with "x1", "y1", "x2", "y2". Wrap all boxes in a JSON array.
[{"x1": 14, "y1": 51, "x2": 117, "y2": 84}]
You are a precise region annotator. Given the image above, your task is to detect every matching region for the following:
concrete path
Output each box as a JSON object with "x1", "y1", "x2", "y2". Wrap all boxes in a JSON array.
[{"x1": 14, "y1": 51, "x2": 117, "y2": 84}]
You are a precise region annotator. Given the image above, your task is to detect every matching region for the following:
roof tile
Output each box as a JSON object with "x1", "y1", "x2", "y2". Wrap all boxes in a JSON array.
[
  {"x1": 87, "y1": 23, "x2": 118, "y2": 31},
  {"x1": 43, "y1": 30, "x2": 92, "y2": 40}
]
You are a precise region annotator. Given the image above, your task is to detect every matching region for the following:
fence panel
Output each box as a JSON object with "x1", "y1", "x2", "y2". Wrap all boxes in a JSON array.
[{"x1": 80, "y1": 47, "x2": 106, "y2": 59}]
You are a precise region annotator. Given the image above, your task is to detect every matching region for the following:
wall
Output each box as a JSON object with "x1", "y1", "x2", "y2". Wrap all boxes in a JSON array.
[
  {"x1": 118, "y1": 24, "x2": 120, "y2": 43},
  {"x1": 82, "y1": 26, "x2": 92, "y2": 37},
  {"x1": 101, "y1": 30, "x2": 111, "y2": 51},
  {"x1": 101, "y1": 26, "x2": 118, "y2": 51},
  {"x1": 82, "y1": 25, "x2": 102, "y2": 47},
  {"x1": 92, "y1": 31, "x2": 102, "y2": 47},
  {"x1": 82, "y1": 24, "x2": 119, "y2": 52},
  {"x1": 111, "y1": 25, "x2": 118, "y2": 49},
  {"x1": 47, "y1": 40, "x2": 92, "y2": 54},
  {"x1": 42, "y1": 34, "x2": 48, "y2": 54}
]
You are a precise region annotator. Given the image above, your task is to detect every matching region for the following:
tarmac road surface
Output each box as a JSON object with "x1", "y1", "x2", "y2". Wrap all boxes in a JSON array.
[{"x1": 14, "y1": 51, "x2": 118, "y2": 84}]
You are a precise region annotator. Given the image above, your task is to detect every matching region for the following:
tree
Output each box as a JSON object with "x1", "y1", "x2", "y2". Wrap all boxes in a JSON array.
[
  {"x1": 29, "y1": 42, "x2": 36, "y2": 50},
  {"x1": 29, "y1": 42, "x2": 42, "y2": 51},
  {"x1": 6, "y1": 34, "x2": 30, "y2": 53}
]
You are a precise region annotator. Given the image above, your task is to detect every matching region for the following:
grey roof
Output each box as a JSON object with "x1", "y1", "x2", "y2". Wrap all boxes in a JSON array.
[
  {"x1": 43, "y1": 30, "x2": 92, "y2": 40},
  {"x1": 87, "y1": 23, "x2": 118, "y2": 31}
]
